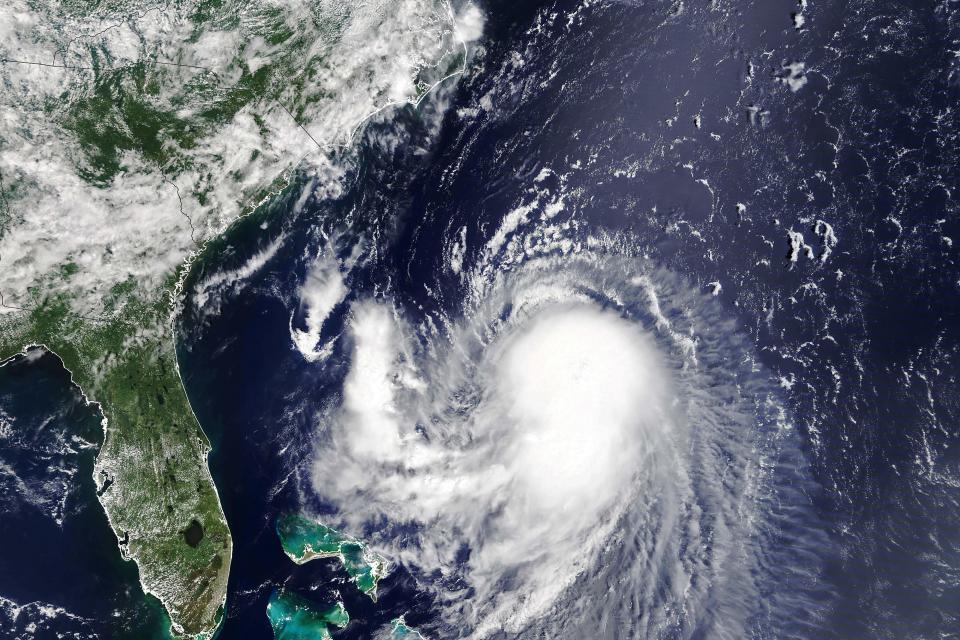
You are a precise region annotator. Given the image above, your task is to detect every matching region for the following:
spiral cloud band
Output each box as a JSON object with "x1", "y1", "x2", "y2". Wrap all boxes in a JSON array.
[{"x1": 308, "y1": 243, "x2": 825, "y2": 638}]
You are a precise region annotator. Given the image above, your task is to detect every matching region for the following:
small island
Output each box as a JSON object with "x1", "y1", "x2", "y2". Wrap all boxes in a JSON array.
[{"x1": 391, "y1": 616, "x2": 427, "y2": 639}]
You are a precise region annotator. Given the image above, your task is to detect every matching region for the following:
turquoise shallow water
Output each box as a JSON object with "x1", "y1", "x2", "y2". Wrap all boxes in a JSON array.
[
  {"x1": 266, "y1": 589, "x2": 349, "y2": 640},
  {"x1": 177, "y1": 0, "x2": 960, "y2": 636},
  {"x1": 277, "y1": 512, "x2": 348, "y2": 557},
  {"x1": 276, "y1": 512, "x2": 387, "y2": 599},
  {"x1": 390, "y1": 617, "x2": 426, "y2": 638}
]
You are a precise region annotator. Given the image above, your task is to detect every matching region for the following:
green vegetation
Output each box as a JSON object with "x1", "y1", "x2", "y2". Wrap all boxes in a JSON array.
[
  {"x1": 0, "y1": 284, "x2": 231, "y2": 639},
  {"x1": 2, "y1": 3, "x2": 463, "y2": 638},
  {"x1": 277, "y1": 512, "x2": 389, "y2": 600},
  {"x1": 0, "y1": 160, "x2": 302, "y2": 639},
  {"x1": 55, "y1": 0, "x2": 353, "y2": 188},
  {"x1": 61, "y1": 60, "x2": 204, "y2": 185},
  {"x1": 266, "y1": 589, "x2": 349, "y2": 640},
  {"x1": 194, "y1": 64, "x2": 274, "y2": 126},
  {"x1": 58, "y1": 0, "x2": 154, "y2": 15},
  {"x1": 59, "y1": 262, "x2": 80, "y2": 279},
  {"x1": 0, "y1": 167, "x2": 30, "y2": 239},
  {"x1": 0, "y1": 170, "x2": 10, "y2": 237}
]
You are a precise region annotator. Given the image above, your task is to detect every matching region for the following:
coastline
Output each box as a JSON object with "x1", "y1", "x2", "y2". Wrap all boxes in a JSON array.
[
  {"x1": 0, "y1": 337, "x2": 230, "y2": 640},
  {"x1": 0, "y1": 3, "x2": 475, "y2": 633}
]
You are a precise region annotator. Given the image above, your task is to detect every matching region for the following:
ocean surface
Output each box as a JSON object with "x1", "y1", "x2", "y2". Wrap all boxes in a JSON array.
[
  {"x1": 0, "y1": 349, "x2": 170, "y2": 639},
  {"x1": 2, "y1": 0, "x2": 959, "y2": 638}
]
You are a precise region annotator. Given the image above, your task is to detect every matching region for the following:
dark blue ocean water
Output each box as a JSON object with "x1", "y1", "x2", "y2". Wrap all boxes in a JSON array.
[
  {"x1": 2, "y1": 0, "x2": 959, "y2": 637},
  {"x1": 0, "y1": 349, "x2": 169, "y2": 639}
]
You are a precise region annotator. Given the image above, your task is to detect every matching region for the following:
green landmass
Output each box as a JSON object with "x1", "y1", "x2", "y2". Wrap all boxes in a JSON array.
[
  {"x1": 0, "y1": 2, "x2": 357, "y2": 635},
  {"x1": 56, "y1": 1, "x2": 351, "y2": 191},
  {"x1": 0, "y1": 280, "x2": 231, "y2": 639},
  {"x1": 266, "y1": 589, "x2": 349, "y2": 640},
  {"x1": 0, "y1": 2, "x2": 465, "y2": 637},
  {"x1": 277, "y1": 512, "x2": 389, "y2": 600},
  {"x1": 0, "y1": 163, "x2": 295, "y2": 638}
]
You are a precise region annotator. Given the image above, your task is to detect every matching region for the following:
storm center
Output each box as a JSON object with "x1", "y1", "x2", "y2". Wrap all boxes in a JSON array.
[{"x1": 494, "y1": 305, "x2": 666, "y2": 516}]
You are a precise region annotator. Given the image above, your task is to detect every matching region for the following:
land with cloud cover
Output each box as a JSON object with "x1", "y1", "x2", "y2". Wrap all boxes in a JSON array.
[{"x1": 0, "y1": 0, "x2": 477, "y2": 635}]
